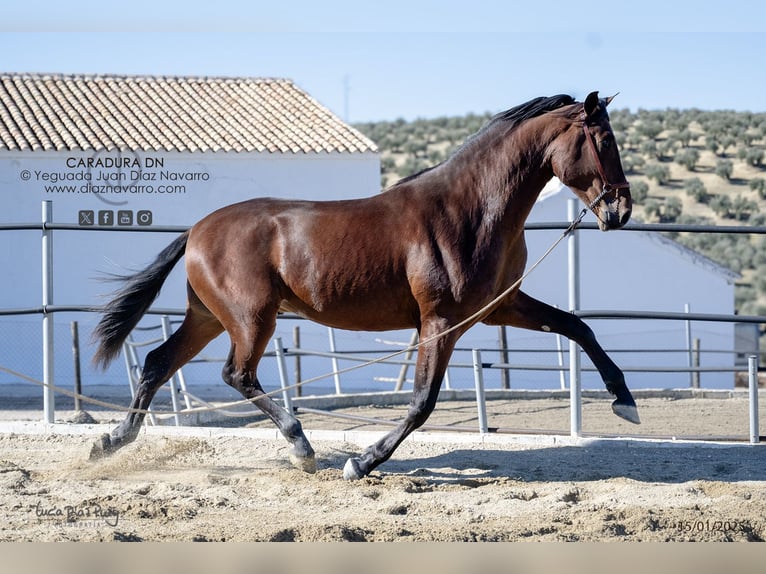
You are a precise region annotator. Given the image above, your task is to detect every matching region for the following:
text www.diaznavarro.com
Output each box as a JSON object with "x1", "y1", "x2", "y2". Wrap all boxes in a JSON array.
[{"x1": 45, "y1": 183, "x2": 187, "y2": 194}]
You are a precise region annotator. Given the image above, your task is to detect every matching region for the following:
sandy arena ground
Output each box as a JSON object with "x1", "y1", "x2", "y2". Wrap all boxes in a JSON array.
[{"x1": 1, "y1": 394, "x2": 765, "y2": 542}]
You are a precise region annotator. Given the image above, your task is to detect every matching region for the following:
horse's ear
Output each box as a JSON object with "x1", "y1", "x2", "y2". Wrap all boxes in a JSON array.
[
  {"x1": 604, "y1": 92, "x2": 619, "y2": 107},
  {"x1": 584, "y1": 91, "x2": 600, "y2": 118}
]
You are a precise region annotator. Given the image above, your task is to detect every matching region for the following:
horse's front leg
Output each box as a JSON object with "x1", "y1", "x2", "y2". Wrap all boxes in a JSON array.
[
  {"x1": 484, "y1": 290, "x2": 640, "y2": 424},
  {"x1": 343, "y1": 320, "x2": 459, "y2": 480}
]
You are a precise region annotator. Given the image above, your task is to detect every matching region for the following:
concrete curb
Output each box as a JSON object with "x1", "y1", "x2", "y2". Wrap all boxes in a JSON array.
[{"x1": 0, "y1": 420, "x2": 754, "y2": 450}]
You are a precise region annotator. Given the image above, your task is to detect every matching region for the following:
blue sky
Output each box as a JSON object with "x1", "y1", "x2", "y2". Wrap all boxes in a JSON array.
[{"x1": 2, "y1": 1, "x2": 765, "y2": 122}]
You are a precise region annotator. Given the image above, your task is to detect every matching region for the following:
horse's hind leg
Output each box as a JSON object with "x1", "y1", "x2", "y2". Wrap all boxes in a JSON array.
[
  {"x1": 90, "y1": 302, "x2": 223, "y2": 459},
  {"x1": 221, "y1": 314, "x2": 316, "y2": 473}
]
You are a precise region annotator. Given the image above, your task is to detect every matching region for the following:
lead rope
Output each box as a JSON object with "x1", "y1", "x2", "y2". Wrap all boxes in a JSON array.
[{"x1": 0, "y1": 204, "x2": 594, "y2": 417}]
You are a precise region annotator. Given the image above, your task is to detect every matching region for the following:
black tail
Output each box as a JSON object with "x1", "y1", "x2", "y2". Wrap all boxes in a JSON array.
[{"x1": 92, "y1": 231, "x2": 189, "y2": 369}]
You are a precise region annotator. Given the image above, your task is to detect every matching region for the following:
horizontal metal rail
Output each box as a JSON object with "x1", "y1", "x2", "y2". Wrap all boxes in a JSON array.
[
  {"x1": 577, "y1": 309, "x2": 766, "y2": 324},
  {"x1": 525, "y1": 221, "x2": 766, "y2": 234},
  {"x1": 2, "y1": 303, "x2": 764, "y2": 324},
  {"x1": 282, "y1": 348, "x2": 753, "y2": 374},
  {"x1": 2, "y1": 220, "x2": 766, "y2": 235},
  {"x1": 0, "y1": 222, "x2": 189, "y2": 233}
]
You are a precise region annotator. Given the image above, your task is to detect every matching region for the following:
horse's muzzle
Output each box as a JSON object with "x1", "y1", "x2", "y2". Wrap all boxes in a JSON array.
[{"x1": 596, "y1": 197, "x2": 632, "y2": 231}]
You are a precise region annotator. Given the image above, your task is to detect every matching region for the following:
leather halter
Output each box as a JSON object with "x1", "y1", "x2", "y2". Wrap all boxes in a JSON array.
[{"x1": 582, "y1": 122, "x2": 630, "y2": 210}]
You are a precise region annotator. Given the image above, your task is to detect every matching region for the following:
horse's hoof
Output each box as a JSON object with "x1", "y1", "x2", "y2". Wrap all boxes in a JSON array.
[
  {"x1": 612, "y1": 399, "x2": 641, "y2": 425},
  {"x1": 289, "y1": 451, "x2": 317, "y2": 474},
  {"x1": 343, "y1": 457, "x2": 364, "y2": 481},
  {"x1": 88, "y1": 434, "x2": 113, "y2": 460}
]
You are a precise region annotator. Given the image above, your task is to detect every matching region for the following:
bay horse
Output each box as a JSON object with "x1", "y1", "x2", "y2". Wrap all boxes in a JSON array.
[{"x1": 90, "y1": 91, "x2": 637, "y2": 480}]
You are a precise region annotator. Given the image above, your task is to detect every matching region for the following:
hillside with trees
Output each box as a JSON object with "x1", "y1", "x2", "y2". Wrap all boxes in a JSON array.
[{"x1": 354, "y1": 107, "x2": 766, "y2": 320}]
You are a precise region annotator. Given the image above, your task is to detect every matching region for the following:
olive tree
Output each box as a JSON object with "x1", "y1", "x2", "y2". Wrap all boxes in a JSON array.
[
  {"x1": 645, "y1": 163, "x2": 671, "y2": 185},
  {"x1": 715, "y1": 159, "x2": 734, "y2": 181},
  {"x1": 749, "y1": 177, "x2": 766, "y2": 199},
  {"x1": 674, "y1": 148, "x2": 700, "y2": 171},
  {"x1": 684, "y1": 177, "x2": 709, "y2": 203}
]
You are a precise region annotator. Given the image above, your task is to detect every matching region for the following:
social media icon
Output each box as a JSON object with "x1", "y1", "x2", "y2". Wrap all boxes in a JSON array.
[
  {"x1": 78, "y1": 210, "x2": 94, "y2": 226},
  {"x1": 118, "y1": 210, "x2": 133, "y2": 226},
  {"x1": 136, "y1": 210, "x2": 153, "y2": 226},
  {"x1": 98, "y1": 210, "x2": 114, "y2": 226}
]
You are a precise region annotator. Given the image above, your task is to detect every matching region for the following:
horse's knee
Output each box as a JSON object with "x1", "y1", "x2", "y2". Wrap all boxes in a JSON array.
[
  {"x1": 407, "y1": 409, "x2": 427, "y2": 429},
  {"x1": 406, "y1": 397, "x2": 437, "y2": 429}
]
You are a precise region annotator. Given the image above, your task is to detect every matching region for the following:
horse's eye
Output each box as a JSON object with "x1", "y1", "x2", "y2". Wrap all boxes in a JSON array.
[{"x1": 599, "y1": 135, "x2": 612, "y2": 149}]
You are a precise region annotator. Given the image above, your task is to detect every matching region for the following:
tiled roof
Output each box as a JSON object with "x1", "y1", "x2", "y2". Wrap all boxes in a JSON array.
[{"x1": 0, "y1": 73, "x2": 377, "y2": 154}]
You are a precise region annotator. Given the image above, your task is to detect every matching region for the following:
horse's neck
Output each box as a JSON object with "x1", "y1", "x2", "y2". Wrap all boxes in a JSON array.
[{"x1": 453, "y1": 121, "x2": 556, "y2": 232}]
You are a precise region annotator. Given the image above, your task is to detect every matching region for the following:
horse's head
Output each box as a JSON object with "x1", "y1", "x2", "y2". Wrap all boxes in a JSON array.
[{"x1": 550, "y1": 91, "x2": 632, "y2": 231}]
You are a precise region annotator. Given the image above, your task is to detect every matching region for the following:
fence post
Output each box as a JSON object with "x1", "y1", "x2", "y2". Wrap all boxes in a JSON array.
[
  {"x1": 685, "y1": 303, "x2": 694, "y2": 387},
  {"x1": 160, "y1": 316, "x2": 182, "y2": 426},
  {"x1": 556, "y1": 332, "x2": 567, "y2": 390},
  {"x1": 554, "y1": 305, "x2": 567, "y2": 390},
  {"x1": 394, "y1": 330, "x2": 419, "y2": 391},
  {"x1": 70, "y1": 321, "x2": 82, "y2": 412},
  {"x1": 327, "y1": 327, "x2": 343, "y2": 394},
  {"x1": 273, "y1": 337, "x2": 293, "y2": 413},
  {"x1": 42, "y1": 200, "x2": 55, "y2": 424},
  {"x1": 567, "y1": 199, "x2": 582, "y2": 437},
  {"x1": 472, "y1": 349, "x2": 488, "y2": 433},
  {"x1": 749, "y1": 355, "x2": 760, "y2": 444},
  {"x1": 692, "y1": 338, "x2": 701, "y2": 389},
  {"x1": 292, "y1": 326, "x2": 302, "y2": 397},
  {"x1": 498, "y1": 326, "x2": 510, "y2": 389}
]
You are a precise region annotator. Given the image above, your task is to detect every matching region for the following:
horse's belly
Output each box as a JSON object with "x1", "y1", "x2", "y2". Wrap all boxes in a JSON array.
[{"x1": 278, "y1": 297, "x2": 416, "y2": 332}]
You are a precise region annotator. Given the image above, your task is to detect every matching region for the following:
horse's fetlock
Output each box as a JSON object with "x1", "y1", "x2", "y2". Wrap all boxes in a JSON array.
[{"x1": 283, "y1": 418, "x2": 305, "y2": 440}]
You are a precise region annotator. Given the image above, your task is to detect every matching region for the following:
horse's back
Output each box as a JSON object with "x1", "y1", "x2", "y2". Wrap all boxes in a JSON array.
[{"x1": 185, "y1": 194, "x2": 422, "y2": 331}]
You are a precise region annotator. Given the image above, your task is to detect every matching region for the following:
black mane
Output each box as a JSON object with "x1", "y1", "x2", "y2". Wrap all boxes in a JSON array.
[
  {"x1": 490, "y1": 93, "x2": 575, "y2": 127},
  {"x1": 391, "y1": 94, "x2": 576, "y2": 188}
]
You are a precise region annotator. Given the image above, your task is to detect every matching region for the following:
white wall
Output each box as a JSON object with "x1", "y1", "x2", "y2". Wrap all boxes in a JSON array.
[
  {"x1": 1, "y1": 150, "x2": 379, "y2": 305},
  {"x1": 0, "y1": 149, "x2": 381, "y2": 391}
]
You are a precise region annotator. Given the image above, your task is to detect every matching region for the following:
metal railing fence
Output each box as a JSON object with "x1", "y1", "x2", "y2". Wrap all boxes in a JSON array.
[{"x1": 0, "y1": 201, "x2": 763, "y2": 440}]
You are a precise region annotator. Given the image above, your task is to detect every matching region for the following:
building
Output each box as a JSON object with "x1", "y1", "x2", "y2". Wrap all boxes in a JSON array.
[{"x1": 0, "y1": 73, "x2": 379, "y2": 390}]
